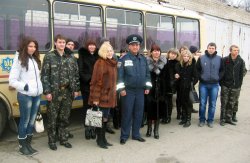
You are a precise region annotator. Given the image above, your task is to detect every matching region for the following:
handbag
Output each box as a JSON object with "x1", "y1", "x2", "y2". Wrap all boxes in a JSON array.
[
  {"x1": 85, "y1": 106, "x2": 103, "y2": 128},
  {"x1": 34, "y1": 112, "x2": 44, "y2": 133},
  {"x1": 189, "y1": 82, "x2": 199, "y2": 103}
]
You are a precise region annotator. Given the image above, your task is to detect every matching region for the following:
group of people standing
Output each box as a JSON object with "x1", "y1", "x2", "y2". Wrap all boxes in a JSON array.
[{"x1": 9, "y1": 33, "x2": 246, "y2": 156}]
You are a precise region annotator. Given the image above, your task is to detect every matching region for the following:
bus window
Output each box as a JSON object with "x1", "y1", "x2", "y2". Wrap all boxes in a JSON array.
[
  {"x1": 54, "y1": 2, "x2": 103, "y2": 49},
  {"x1": 176, "y1": 17, "x2": 200, "y2": 49},
  {"x1": 0, "y1": 0, "x2": 50, "y2": 52},
  {"x1": 146, "y1": 13, "x2": 174, "y2": 52},
  {"x1": 106, "y1": 8, "x2": 143, "y2": 51}
]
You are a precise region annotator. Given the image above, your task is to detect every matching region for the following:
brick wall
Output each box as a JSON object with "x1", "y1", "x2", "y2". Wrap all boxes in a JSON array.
[{"x1": 134, "y1": 0, "x2": 250, "y2": 25}]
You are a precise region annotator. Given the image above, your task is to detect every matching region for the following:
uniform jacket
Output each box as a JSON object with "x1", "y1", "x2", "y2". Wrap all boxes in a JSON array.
[
  {"x1": 146, "y1": 55, "x2": 167, "y2": 101},
  {"x1": 41, "y1": 50, "x2": 80, "y2": 95},
  {"x1": 77, "y1": 47, "x2": 99, "y2": 93},
  {"x1": 88, "y1": 58, "x2": 117, "y2": 108},
  {"x1": 196, "y1": 50, "x2": 223, "y2": 84},
  {"x1": 9, "y1": 53, "x2": 43, "y2": 96},
  {"x1": 220, "y1": 54, "x2": 247, "y2": 88},
  {"x1": 117, "y1": 52, "x2": 152, "y2": 91}
]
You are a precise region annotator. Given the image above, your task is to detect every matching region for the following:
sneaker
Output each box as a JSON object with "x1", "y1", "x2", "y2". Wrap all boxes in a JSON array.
[
  {"x1": 207, "y1": 122, "x2": 214, "y2": 128},
  {"x1": 198, "y1": 121, "x2": 205, "y2": 127}
]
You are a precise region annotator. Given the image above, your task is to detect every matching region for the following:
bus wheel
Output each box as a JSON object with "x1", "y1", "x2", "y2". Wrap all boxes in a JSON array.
[{"x1": 0, "y1": 102, "x2": 7, "y2": 137}]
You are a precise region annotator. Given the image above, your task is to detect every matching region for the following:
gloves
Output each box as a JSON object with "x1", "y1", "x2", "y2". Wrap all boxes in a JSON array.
[{"x1": 24, "y1": 84, "x2": 29, "y2": 91}]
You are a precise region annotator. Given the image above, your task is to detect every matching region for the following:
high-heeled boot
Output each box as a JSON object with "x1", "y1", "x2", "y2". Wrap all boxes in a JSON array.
[
  {"x1": 96, "y1": 125, "x2": 107, "y2": 149},
  {"x1": 103, "y1": 122, "x2": 113, "y2": 146},
  {"x1": 154, "y1": 120, "x2": 160, "y2": 139},
  {"x1": 146, "y1": 120, "x2": 152, "y2": 137}
]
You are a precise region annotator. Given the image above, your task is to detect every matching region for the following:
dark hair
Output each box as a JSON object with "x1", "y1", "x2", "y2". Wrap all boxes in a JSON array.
[
  {"x1": 189, "y1": 45, "x2": 198, "y2": 53},
  {"x1": 99, "y1": 37, "x2": 110, "y2": 47},
  {"x1": 120, "y1": 48, "x2": 128, "y2": 54},
  {"x1": 229, "y1": 45, "x2": 239, "y2": 52},
  {"x1": 54, "y1": 34, "x2": 66, "y2": 42},
  {"x1": 150, "y1": 44, "x2": 161, "y2": 53},
  {"x1": 179, "y1": 45, "x2": 188, "y2": 53},
  {"x1": 18, "y1": 37, "x2": 41, "y2": 71},
  {"x1": 66, "y1": 38, "x2": 74, "y2": 44},
  {"x1": 207, "y1": 42, "x2": 217, "y2": 49},
  {"x1": 85, "y1": 39, "x2": 97, "y2": 49}
]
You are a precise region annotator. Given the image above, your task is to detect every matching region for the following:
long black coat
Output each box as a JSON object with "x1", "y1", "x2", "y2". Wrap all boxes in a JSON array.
[
  {"x1": 146, "y1": 56, "x2": 167, "y2": 120},
  {"x1": 77, "y1": 47, "x2": 99, "y2": 94},
  {"x1": 163, "y1": 59, "x2": 178, "y2": 94},
  {"x1": 175, "y1": 62, "x2": 198, "y2": 105}
]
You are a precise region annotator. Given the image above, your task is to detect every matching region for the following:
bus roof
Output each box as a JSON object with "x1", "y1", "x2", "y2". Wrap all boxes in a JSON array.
[{"x1": 71, "y1": 0, "x2": 203, "y2": 19}]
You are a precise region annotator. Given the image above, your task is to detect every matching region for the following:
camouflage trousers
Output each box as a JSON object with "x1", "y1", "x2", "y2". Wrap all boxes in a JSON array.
[
  {"x1": 220, "y1": 85, "x2": 241, "y2": 122},
  {"x1": 47, "y1": 89, "x2": 73, "y2": 144}
]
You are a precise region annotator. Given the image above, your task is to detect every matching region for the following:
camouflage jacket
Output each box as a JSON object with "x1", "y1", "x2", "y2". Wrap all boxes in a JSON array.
[{"x1": 41, "y1": 50, "x2": 80, "y2": 95}]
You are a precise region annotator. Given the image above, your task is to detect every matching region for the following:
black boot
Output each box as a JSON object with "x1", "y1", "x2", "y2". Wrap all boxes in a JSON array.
[
  {"x1": 90, "y1": 127, "x2": 96, "y2": 139},
  {"x1": 26, "y1": 135, "x2": 38, "y2": 155},
  {"x1": 176, "y1": 106, "x2": 182, "y2": 120},
  {"x1": 96, "y1": 127, "x2": 108, "y2": 149},
  {"x1": 232, "y1": 112, "x2": 238, "y2": 122},
  {"x1": 106, "y1": 125, "x2": 115, "y2": 134},
  {"x1": 176, "y1": 113, "x2": 181, "y2": 120},
  {"x1": 154, "y1": 120, "x2": 160, "y2": 139},
  {"x1": 220, "y1": 108, "x2": 226, "y2": 126},
  {"x1": 179, "y1": 110, "x2": 186, "y2": 125},
  {"x1": 146, "y1": 120, "x2": 152, "y2": 137},
  {"x1": 85, "y1": 126, "x2": 91, "y2": 140},
  {"x1": 183, "y1": 112, "x2": 191, "y2": 127},
  {"x1": 183, "y1": 121, "x2": 191, "y2": 127},
  {"x1": 18, "y1": 138, "x2": 33, "y2": 156},
  {"x1": 103, "y1": 122, "x2": 113, "y2": 146}
]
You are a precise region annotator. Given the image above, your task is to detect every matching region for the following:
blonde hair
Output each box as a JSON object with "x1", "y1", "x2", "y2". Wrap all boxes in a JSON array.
[
  {"x1": 180, "y1": 50, "x2": 193, "y2": 67},
  {"x1": 98, "y1": 42, "x2": 114, "y2": 59}
]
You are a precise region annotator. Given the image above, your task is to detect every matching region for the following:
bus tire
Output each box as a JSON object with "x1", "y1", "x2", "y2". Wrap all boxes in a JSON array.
[{"x1": 0, "y1": 102, "x2": 7, "y2": 137}]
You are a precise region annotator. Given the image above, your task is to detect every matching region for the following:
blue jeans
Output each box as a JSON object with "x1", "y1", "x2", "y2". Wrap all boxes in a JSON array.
[
  {"x1": 17, "y1": 92, "x2": 40, "y2": 139},
  {"x1": 199, "y1": 83, "x2": 219, "y2": 123}
]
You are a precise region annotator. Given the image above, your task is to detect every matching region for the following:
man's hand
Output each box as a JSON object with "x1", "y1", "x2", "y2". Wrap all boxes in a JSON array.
[
  {"x1": 120, "y1": 90, "x2": 126, "y2": 96},
  {"x1": 145, "y1": 90, "x2": 150, "y2": 94},
  {"x1": 46, "y1": 94, "x2": 52, "y2": 101}
]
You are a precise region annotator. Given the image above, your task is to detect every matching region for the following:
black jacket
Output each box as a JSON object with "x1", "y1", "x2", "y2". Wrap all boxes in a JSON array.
[
  {"x1": 163, "y1": 59, "x2": 178, "y2": 94},
  {"x1": 77, "y1": 47, "x2": 99, "y2": 93},
  {"x1": 220, "y1": 54, "x2": 247, "y2": 88},
  {"x1": 175, "y1": 62, "x2": 198, "y2": 89}
]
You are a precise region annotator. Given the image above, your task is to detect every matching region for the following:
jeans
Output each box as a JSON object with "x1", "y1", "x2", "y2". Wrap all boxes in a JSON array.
[
  {"x1": 17, "y1": 92, "x2": 40, "y2": 139},
  {"x1": 199, "y1": 82, "x2": 219, "y2": 123}
]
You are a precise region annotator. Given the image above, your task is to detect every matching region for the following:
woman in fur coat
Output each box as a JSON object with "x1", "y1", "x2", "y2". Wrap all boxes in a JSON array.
[{"x1": 145, "y1": 44, "x2": 167, "y2": 139}]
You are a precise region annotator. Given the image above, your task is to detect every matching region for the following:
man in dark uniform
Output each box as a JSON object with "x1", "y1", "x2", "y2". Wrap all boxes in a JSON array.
[
  {"x1": 117, "y1": 34, "x2": 152, "y2": 145},
  {"x1": 41, "y1": 34, "x2": 80, "y2": 150}
]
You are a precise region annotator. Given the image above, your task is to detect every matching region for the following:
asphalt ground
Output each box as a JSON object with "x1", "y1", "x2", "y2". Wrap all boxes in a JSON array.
[{"x1": 0, "y1": 73, "x2": 250, "y2": 163}]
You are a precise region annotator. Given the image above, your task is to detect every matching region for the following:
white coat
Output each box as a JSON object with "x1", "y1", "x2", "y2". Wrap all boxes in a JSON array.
[{"x1": 9, "y1": 53, "x2": 43, "y2": 96}]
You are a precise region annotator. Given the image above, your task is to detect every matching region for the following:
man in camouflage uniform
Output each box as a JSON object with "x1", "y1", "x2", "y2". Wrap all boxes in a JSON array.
[
  {"x1": 41, "y1": 34, "x2": 80, "y2": 150},
  {"x1": 220, "y1": 45, "x2": 247, "y2": 126}
]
